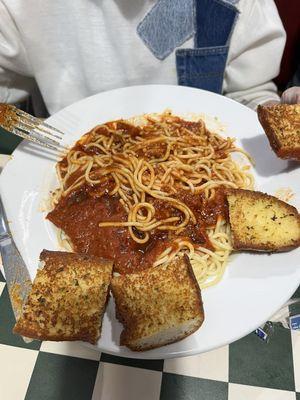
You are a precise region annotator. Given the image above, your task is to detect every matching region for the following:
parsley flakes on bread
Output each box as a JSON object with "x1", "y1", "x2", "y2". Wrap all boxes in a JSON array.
[
  {"x1": 14, "y1": 250, "x2": 113, "y2": 344},
  {"x1": 257, "y1": 104, "x2": 300, "y2": 161},
  {"x1": 226, "y1": 189, "x2": 300, "y2": 252},
  {"x1": 111, "y1": 255, "x2": 204, "y2": 351}
]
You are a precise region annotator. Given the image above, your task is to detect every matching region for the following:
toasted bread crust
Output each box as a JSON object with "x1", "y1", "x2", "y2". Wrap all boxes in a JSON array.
[
  {"x1": 125, "y1": 319, "x2": 202, "y2": 352},
  {"x1": 111, "y1": 256, "x2": 204, "y2": 351},
  {"x1": 226, "y1": 189, "x2": 300, "y2": 252},
  {"x1": 257, "y1": 104, "x2": 300, "y2": 161},
  {"x1": 14, "y1": 250, "x2": 113, "y2": 344}
]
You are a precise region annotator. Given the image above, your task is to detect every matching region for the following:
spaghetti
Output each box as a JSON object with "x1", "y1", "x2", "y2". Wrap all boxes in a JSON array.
[{"x1": 48, "y1": 112, "x2": 254, "y2": 288}]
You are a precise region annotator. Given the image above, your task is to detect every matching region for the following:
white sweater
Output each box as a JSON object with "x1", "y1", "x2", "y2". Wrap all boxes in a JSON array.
[{"x1": 0, "y1": 0, "x2": 285, "y2": 114}]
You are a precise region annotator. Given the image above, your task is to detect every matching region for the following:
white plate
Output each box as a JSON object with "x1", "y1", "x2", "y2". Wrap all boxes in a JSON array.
[{"x1": 1, "y1": 85, "x2": 299, "y2": 359}]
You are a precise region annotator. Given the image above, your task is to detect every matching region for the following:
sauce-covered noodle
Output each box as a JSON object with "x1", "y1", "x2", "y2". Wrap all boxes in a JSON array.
[{"x1": 48, "y1": 112, "x2": 253, "y2": 288}]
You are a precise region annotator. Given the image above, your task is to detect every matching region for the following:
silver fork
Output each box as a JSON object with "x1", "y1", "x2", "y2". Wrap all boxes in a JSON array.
[{"x1": 0, "y1": 103, "x2": 67, "y2": 152}]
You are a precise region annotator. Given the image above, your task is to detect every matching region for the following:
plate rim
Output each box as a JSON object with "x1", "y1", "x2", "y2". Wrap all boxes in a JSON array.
[{"x1": 0, "y1": 84, "x2": 299, "y2": 359}]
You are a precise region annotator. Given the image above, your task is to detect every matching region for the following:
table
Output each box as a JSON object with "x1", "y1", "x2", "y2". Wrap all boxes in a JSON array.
[
  {"x1": 0, "y1": 127, "x2": 22, "y2": 155},
  {"x1": 0, "y1": 153, "x2": 299, "y2": 400}
]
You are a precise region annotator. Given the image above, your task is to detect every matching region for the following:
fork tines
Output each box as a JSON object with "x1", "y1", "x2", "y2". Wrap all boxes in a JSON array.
[{"x1": 0, "y1": 103, "x2": 67, "y2": 152}]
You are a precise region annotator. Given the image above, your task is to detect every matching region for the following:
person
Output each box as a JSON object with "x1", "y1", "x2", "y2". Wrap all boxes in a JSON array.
[
  {"x1": 0, "y1": 0, "x2": 293, "y2": 117},
  {"x1": 281, "y1": 85, "x2": 300, "y2": 104}
]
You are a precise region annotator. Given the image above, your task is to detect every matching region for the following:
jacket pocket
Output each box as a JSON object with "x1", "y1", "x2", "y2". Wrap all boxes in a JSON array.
[{"x1": 176, "y1": 46, "x2": 229, "y2": 93}]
